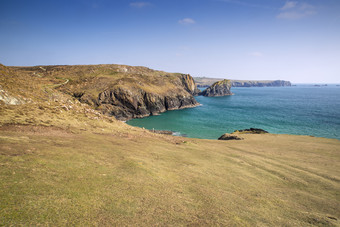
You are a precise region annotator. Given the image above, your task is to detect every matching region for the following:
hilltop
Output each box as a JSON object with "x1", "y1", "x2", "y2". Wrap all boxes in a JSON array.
[{"x1": 0, "y1": 63, "x2": 339, "y2": 226}]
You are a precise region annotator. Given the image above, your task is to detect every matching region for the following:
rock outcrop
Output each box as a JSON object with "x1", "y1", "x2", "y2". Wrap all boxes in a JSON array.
[
  {"x1": 232, "y1": 128, "x2": 269, "y2": 134},
  {"x1": 199, "y1": 79, "x2": 233, "y2": 97},
  {"x1": 218, "y1": 134, "x2": 243, "y2": 140},
  {"x1": 181, "y1": 74, "x2": 200, "y2": 96},
  {"x1": 219, "y1": 128, "x2": 269, "y2": 140},
  {"x1": 0, "y1": 88, "x2": 25, "y2": 105},
  {"x1": 95, "y1": 87, "x2": 198, "y2": 120}
]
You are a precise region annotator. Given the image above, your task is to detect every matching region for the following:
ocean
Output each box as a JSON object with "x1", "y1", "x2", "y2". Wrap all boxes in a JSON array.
[{"x1": 127, "y1": 85, "x2": 340, "y2": 140}]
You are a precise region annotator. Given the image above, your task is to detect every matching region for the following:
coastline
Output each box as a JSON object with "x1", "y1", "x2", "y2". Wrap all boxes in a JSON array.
[{"x1": 127, "y1": 86, "x2": 340, "y2": 140}]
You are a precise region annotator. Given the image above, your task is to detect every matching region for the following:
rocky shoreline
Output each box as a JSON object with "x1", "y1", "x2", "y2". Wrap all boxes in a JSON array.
[{"x1": 94, "y1": 88, "x2": 199, "y2": 121}]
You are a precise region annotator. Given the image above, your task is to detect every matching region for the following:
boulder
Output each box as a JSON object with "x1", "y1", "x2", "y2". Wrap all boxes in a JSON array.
[{"x1": 218, "y1": 133, "x2": 243, "y2": 140}]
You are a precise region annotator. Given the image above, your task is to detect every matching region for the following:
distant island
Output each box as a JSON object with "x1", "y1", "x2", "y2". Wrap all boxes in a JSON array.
[{"x1": 194, "y1": 77, "x2": 292, "y2": 88}]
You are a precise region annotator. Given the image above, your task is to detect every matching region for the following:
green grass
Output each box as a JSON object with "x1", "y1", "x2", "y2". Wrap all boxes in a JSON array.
[
  {"x1": 212, "y1": 79, "x2": 231, "y2": 86},
  {"x1": 1, "y1": 127, "x2": 339, "y2": 226}
]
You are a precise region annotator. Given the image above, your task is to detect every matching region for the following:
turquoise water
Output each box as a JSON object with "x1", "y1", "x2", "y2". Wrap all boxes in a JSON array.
[{"x1": 127, "y1": 85, "x2": 340, "y2": 140}]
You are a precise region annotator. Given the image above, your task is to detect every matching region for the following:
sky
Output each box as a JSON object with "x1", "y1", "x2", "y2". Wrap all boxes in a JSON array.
[{"x1": 1, "y1": 0, "x2": 340, "y2": 83}]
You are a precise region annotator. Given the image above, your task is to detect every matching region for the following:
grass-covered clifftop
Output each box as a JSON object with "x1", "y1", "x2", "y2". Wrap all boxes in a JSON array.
[
  {"x1": 0, "y1": 63, "x2": 339, "y2": 226},
  {"x1": 7, "y1": 64, "x2": 200, "y2": 120}
]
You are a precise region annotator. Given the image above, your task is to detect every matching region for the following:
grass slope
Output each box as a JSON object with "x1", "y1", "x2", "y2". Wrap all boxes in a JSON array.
[
  {"x1": 1, "y1": 127, "x2": 339, "y2": 226},
  {"x1": 1, "y1": 63, "x2": 339, "y2": 226}
]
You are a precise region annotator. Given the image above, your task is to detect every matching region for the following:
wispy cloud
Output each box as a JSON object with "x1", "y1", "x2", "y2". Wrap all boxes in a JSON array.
[
  {"x1": 249, "y1": 52, "x2": 264, "y2": 57},
  {"x1": 277, "y1": 1, "x2": 316, "y2": 19},
  {"x1": 129, "y1": 2, "x2": 151, "y2": 8},
  {"x1": 216, "y1": 0, "x2": 274, "y2": 9},
  {"x1": 280, "y1": 1, "x2": 297, "y2": 10},
  {"x1": 178, "y1": 18, "x2": 196, "y2": 25}
]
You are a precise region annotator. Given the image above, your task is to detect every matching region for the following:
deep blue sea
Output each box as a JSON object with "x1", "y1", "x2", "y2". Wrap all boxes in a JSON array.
[{"x1": 127, "y1": 85, "x2": 340, "y2": 140}]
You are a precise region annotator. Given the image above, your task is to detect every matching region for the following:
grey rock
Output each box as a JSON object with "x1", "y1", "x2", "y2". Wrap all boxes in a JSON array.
[
  {"x1": 199, "y1": 79, "x2": 233, "y2": 97},
  {"x1": 218, "y1": 133, "x2": 243, "y2": 140}
]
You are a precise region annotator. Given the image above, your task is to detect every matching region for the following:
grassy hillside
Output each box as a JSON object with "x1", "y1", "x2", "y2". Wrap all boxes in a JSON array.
[
  {"x1": 1, "y1": 64, "x2": 339, "y2": 226},
  {"x1": 9, "y1": 64, "x2": 190, "y2": 96},
  {"x1": 6, "y1": 64, "x2": 199, "y2": 120}
]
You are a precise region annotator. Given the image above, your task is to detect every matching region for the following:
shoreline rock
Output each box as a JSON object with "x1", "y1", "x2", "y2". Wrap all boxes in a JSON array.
[
  {"x1": 219, "y1": 128, "x2": 269, "y2": 140},
  {"x1": 232, "y1": 128, "x2": 269, "y2": 134}
]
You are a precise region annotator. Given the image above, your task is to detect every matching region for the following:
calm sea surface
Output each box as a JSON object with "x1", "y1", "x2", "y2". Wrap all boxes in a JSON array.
[{"x1": 127, "y1": 85, "x2": 340, "y2": 140}]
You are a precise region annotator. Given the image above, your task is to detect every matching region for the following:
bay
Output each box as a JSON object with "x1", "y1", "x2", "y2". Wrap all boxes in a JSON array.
[{"x1": 127, "y1": 85, "x2": 340, "y2": 140}]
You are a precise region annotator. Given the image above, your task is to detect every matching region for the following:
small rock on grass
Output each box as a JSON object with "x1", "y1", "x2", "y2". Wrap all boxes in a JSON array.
[{"x1": 218, "y1": 133, "x2": 243, "y2": 140}]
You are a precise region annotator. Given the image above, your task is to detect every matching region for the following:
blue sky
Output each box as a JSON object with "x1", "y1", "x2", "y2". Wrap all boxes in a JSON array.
[{"x1": 1, "y1": 0, "x2": 339, "y2": 83}]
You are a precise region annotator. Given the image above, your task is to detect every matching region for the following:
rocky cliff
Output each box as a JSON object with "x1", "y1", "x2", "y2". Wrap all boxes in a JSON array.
[
  {"x1": 181, "y1": 74, "x2": 201, "y2": 95},
  {"x1": 199, "y1": 79, "x2": 233, "y2": 97},
  {"x1": 9, "y1": 64, "x2": 200, "y2": 121},
  {"x1": 95, "y1": 86, "x2": 198, "y2": 120}
]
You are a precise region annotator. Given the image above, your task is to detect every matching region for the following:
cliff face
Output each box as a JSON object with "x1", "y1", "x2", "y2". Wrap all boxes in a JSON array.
[
  {"x1": 81, "y1": 76, "x2": 199, "y2": 120},
  {"x1": 9, "y1": 64, "x2": 200, "y2": 121},
  {"x1": 181, "y1": 74, "x2": 201, "y2": 95},
  {"x1": 95, "y1": 87, "x2": 198, "y2": 120},
  {"x1": 199, "y1": 79, "x2": 233, "y2": 97},
  {"x1": 231, "y1": 80, "x2": 291, "y2": 87}
]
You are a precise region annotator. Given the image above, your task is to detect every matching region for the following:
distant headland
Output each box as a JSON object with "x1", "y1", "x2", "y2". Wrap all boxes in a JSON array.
[{"x1": 194, "y1": 77, "x2": 292, "y2": 88}]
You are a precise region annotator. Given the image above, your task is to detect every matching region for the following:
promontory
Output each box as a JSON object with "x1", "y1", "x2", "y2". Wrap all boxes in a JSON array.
[
  {"x1": 195, "y1": 77, "x2": 292, "y2": 87},
  {"x1": 3, "y1": 64, "x2": 200, "y2": 121}
]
